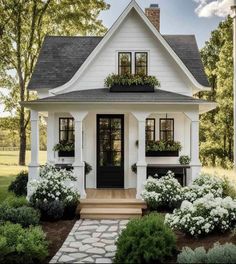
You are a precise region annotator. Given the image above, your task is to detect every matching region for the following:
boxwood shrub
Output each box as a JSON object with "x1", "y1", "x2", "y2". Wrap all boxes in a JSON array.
[
  {"x1": 0, "y1": 222, "x2": 48, "y2": 264},
  {"x1": 8, "y1": 170, "x2": 28, "y2": 196},
  {"x1": 114, "y1": 213, "x2": 176, "y2": 264}
]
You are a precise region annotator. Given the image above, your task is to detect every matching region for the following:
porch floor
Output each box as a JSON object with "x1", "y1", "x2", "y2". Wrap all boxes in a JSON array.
[
  {"x1": 79, "y1": 189, "x2": 146, "y2": 219},
  {"x1": 85, "y1": 188, "x2": 136, "y2": 199}
]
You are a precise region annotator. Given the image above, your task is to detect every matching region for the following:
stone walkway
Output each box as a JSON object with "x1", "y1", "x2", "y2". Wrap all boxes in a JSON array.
[{"x1": 50, "y1": 219, "x2": 128, "y2": 263}]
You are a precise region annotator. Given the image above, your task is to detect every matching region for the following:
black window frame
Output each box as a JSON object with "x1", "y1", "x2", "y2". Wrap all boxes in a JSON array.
[
  {"x1": 135, "y1": 52, "x2": 148, "y2": 75},
  {"x1": 59, "y1": 117, "x2": 75, "y2": 142},
  {"x1": 118, "y1": 52, "x2": 132, "y2": 75},
  {"x1": 159, "y1": 118, "x2": 174, "y2": 141},
  {"x1": 146, "y1": 118, "x2": 155, "y2": 142}
]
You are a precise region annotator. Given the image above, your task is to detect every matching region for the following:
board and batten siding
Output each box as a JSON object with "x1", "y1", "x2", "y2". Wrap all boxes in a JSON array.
[{"x1": 63, "y1": 9, "x2": 192, "y2": 96}]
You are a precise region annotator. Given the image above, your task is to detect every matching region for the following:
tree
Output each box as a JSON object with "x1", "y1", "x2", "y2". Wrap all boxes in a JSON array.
[
  {"x1": 199, "y1": 17, "x2": 233, "y2": 168},
  {"x1": 0, "y1": 0, "x2": 109, "y2": 165}
]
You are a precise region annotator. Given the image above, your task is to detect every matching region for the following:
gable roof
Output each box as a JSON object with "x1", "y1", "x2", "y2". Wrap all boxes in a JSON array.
[
  {"x1": 28, "y1": 0, "x2": 210, "y2": 92},
  {"x1": 28, "y1": 34, "x2": 209, "y2": 90}
]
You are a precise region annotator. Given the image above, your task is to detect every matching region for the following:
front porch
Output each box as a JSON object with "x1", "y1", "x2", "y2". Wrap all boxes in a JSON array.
[{"x1": 23, "y1": 87, "x2": 215, "y2": 204}]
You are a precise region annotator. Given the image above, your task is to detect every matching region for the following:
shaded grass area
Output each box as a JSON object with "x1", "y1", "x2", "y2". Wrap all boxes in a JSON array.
[
  {"x1": 0, "y1": 151, "x2": 46, "y2": 202},
  {"x1": 0, "y1": 150, "x2": 47, "y2": 166}
]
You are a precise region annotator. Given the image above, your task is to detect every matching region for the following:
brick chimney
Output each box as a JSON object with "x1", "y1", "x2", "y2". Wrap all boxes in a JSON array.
[{"x1": 145, "y1": 4, "x2": 160, "y2": 32}]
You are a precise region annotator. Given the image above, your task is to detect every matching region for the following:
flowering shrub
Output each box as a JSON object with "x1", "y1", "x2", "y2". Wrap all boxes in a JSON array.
[
  {"x1": 141, "y1": 171, "x2": 182, "y2": 210},
  {"x1": 30, "y1": 164, "x2": 79, "y2": 220},
  {"x1": 182, "y1": 173, "x2": 232, "y2": 202},
  {"x1": 165, "y1": 193, "x2": 236, "y2": 237}
]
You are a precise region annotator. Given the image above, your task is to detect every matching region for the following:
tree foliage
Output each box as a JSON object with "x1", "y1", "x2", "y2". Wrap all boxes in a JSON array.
[
  {"x1": 0, "y1": 0, "x2": 109, "y2": 165},
  {"x1": 200, "y1": 16, "x2": 233, "y2": 168}
]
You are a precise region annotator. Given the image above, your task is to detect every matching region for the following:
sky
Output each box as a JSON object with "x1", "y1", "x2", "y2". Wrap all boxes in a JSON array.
[{"x1": 0, "y1": 0, "x2": 231, "y2": 117}]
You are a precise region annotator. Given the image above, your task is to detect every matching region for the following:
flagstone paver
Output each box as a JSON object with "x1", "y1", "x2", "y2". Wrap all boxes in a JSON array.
[{"x1": 50, "y1": 219, "x2": 128, "y2": 263}]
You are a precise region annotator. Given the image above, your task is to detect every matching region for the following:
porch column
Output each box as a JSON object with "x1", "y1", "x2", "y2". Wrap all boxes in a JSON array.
[
  {"x1": 184, "y1": 111, "x2": 201, "y2": 184},
  {"x1": 70, "y1": 111, "x2": 88, "y2": 198},
  {"x1": 28, "y1": 110, "x2": 40, "y2": 199},
  {"x1": 47, "y1": 112, "x2": 55, "y2": 164},
  {"x1": 132, "y1": 112, "x2": 150, "y2": 199}
]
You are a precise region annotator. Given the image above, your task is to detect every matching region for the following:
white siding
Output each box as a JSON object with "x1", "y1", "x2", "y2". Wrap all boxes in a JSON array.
[{"x1": 65, "y1": 9, "x2": 192, "y2": 96}]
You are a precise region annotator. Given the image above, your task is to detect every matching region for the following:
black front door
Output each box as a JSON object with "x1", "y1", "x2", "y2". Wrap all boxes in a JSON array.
[{"x1": 97, "y1": 115, "x2": 124, "y2": 188}]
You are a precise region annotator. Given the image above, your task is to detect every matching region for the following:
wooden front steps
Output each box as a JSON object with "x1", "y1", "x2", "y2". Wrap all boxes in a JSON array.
[{"x1": 79, "y1": 199, "x2": 147, "y2": 219}]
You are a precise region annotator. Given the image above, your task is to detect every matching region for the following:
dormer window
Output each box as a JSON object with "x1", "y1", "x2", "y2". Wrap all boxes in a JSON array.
[
  {"x1": 118, "y1": 52, "x2": 132, "y2": 75},
  {"x1": 135, "y1": 52, "x2": 148, "y2": 75}
]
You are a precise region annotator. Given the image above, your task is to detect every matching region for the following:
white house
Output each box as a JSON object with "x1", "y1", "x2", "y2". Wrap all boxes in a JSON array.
[{"x1": 24, "y1": 1, "x2": 216, "y2": 218}]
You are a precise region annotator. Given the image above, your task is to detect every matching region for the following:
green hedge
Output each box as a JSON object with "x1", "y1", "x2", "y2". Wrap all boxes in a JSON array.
[{"x1": 114, "y1": 213, "x2": 176, "y2": 264}]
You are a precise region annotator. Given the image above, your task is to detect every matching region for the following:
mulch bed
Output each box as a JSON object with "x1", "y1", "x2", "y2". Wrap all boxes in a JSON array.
[{"x1": 41, "y1": 218, "x2": 77, "y2": 263}]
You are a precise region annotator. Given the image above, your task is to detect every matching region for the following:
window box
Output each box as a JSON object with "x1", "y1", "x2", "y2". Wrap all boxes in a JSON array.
[
  {"x1": 110, "y1": 84, "x2": 154, "y2": 92},
  {"x1": 58, "y1": 150, "x2": 75, "y2": 157},
  {"x1": 146, "y1": 150, "x2": 179, "y2": 157}
]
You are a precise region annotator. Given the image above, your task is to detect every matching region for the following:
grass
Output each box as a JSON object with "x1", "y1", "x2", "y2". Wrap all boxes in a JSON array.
[
  {"x1": 201, "y1": 167, "x2": 236, "y2": 182},
  {"x1": 0, "y1": 151, "x2": 46, "y2": 202}
]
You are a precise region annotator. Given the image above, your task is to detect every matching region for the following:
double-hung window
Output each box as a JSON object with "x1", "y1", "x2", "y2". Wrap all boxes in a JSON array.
[
  {"x1": 118, "y1": 52, "x2": 132, "y2": 75},
  {"x1": 135, "y1": 52, "x2": 148, "y2": 75},
  {"x1": 160, "y1": 119, "x2": 174, "y2": 141},
  {"x1": 146, "y1": 118, "x2": 155, "y2": 141},
  {"x1": 59, "y1": 118, "x2": 74, "y2": 142}
]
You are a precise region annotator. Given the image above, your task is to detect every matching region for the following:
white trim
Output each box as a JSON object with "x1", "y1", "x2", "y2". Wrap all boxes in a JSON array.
[{"x1": 49, "y1": 0, "x2": 210, "y2": 95}]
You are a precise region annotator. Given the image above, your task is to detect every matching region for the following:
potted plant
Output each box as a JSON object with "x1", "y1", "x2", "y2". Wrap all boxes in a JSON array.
[
  {"x1": 53, "y1": 141, "x2": 74, "y2": 157},
  {"x1": 104, "y1": 73, "x2": 160, "y2": 92},
  {"x1": 146, "y1": 140, "x2": 182, "y2": 157},
  {"x1": 179, "y1": 155, "x2": 191, "y2": 165}
]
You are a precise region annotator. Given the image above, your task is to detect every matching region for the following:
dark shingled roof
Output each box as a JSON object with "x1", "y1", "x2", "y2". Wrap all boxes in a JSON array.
[
  {"x1": 27, "y1": 88, "x2": 209, "y2": 104},
  {"x1": 28, "y1": 35, "x2": 209, "y2": 90}
]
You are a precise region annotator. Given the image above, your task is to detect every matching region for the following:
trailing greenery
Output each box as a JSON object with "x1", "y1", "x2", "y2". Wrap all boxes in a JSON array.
[
  {"x1": 114, "y1": 213, "x2": 176, "y2": 264},
  {"x1": 53, "y1": 141, "x2": 74, "y2": 152},
  {"x1": 200, "y1": 17, "x2": 233, "y2": 168},
  {"x1": 177, "y1": 243, "x2": 236, "y2": 264},
  {"x1": 131, "y1": 163, "x2": 137, "y2": 174},
  {"x1": 146, "y1": 140, "x2": 182, "y2": 152},
  {"x1": 104, "y1": 73, "x2": 160, "y2": 88},
  {"x1": 179, "y1": 155, "x2": 191, "y2": 165},
  {"x1": 0, "y1": 222, "x2": 48, "y2": 264},
  {"x1": 8, "y1": 170, "x2": 28, "y2": 196}
]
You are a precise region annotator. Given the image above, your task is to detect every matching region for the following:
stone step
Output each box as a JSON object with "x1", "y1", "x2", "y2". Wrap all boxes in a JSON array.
[
  {"x1": 80, "y1": 207, "x2": 142, "y2": 220},
  {"x1": 79, "y1": 199, "x2": 147, "y2": 209}
]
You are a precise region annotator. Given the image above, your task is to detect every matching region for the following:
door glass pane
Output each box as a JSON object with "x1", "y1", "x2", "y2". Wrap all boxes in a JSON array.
[
  {"x1": 100, "y1": 129, "x2": 110, "y2": 140},
  {"x1": 100, "y1": 152, "x2": 108, "y2": 166},
  {"x1": 100, "y1": 140, "x2": 110, "y2": 151},
  {"x1": 100, "y1": 118, "x2": 109, "y2": 129},
  {"x1": 111, "y1": 152, "x2": 121, "y2": 166},
  {"x1": 112, "y1": 140, "x2": 121, "y2": 151},
  {"x1": 111, "y1": 130, "x2": 121, "y2": 140},
  {"x1": 111, "y1": 119, "x2": 121, "y2": 129}
]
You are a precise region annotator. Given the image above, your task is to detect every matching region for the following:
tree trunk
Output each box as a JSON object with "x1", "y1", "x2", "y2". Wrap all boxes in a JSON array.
[{"x1": 19, "y1": 105, "x2": 26, "y2": 165}]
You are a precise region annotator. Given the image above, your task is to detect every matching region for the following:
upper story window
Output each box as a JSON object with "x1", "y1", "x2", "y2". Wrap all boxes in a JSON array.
[
  {"x1": 59, "y1": 118, "x2": 74, "y2": 142},
  {"x1": 118, "y1": 52, "x2": 132, "y2": 75},
  {"x1": 146, "y1": 118, "x2": 155, "y2": 141},
  {"x1": 135, "y1": 52, "x2": 148, "y2": 75},
  {"x1": 160, "y1": 118, "x2": 174, "y2": 141}
]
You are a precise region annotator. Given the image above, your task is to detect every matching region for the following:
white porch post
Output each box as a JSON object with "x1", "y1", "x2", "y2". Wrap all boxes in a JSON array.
[
  {"x1": 27, "y1": 110, "x2": 40, "y2": 199},
  {"x1": 70, "y1": 112, "x2": 88, "y2": 198},
  {"x1": 184, "y1": 111, "x2": 201, "y2": 184},
  {"x1": 132, "y1": 112, "x2": 150, "y2": 199},
  {"x1": 46, "y1": 112, "x2": 55, "y2": 164}
]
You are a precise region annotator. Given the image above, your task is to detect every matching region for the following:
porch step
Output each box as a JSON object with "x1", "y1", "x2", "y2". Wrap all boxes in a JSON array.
[
  {"x1": 80, "y1": 207, "x2": 142, "y2": 220},
  {"x1": 79, "y1": 199, "x2": 147, "y2": 209},
  {"x1": 79, "y1": 199, "x2": 146, "y2": 219}
]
